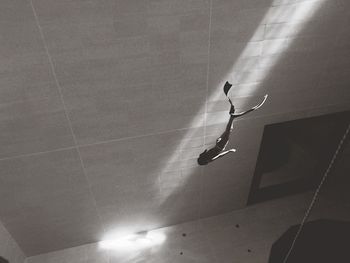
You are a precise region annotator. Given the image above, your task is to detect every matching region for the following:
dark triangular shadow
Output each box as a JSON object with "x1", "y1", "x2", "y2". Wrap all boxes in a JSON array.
[{"x1": 269, "y1": 219, "x2": 350, "y2": 263}]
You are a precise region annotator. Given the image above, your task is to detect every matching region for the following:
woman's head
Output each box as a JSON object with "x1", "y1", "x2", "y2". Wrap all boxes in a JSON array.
[{"x1": 197, "y1": 150, "x2": 209, "y2": 165}]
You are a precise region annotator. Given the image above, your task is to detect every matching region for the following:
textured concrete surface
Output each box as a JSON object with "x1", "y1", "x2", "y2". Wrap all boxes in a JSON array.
[{"x1": 0, "y1": 0, "x2": 349, "y2": 256}]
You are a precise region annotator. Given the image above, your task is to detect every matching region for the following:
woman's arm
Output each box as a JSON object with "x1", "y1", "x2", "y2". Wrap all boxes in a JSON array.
[
  {"x1": 232, "y1": 94, "x2": 268, "y2": 117},
  {"x1": 212, "y1": 148, "x2": 236, "y2": 161}
]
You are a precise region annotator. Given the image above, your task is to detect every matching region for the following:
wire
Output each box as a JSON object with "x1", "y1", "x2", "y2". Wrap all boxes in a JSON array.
[{"x1": 283, "y1": 122, "x2": 350, "y2": 263}]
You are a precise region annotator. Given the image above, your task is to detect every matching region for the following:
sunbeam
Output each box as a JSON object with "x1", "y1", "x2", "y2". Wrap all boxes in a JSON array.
[{"x1": 158, "y1": 0, "x2": 326, "y2": 200}]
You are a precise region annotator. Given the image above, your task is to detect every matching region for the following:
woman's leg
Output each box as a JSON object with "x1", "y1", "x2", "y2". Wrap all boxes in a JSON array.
[
  {"x1": 226, "y1": 114, "x2": 235, "y2": 132},
  {"x1": 217, "y1": 114, "x2": 235, "y2": 149}
]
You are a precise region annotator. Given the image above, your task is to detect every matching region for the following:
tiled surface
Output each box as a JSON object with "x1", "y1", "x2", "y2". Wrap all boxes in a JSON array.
[
  {"x1": 32, "y1": 0, "x2": 210, "y2": 145},
  {"x1": 79, "y1": 127, "x2": 204, "y2": 236},
  {"x1": 0, "y1": 0, "x2": 350, "y2": 256},
  {"x1": 0, "y1": 149, "x2": 104, "y2": 256},
  {"x1": 0, "y1": 220, "x2": 25, "y2": 263},
  {"x1": 25, "y1": 191, "x2": 350, "y2": 263},
  {"x1": 0, "y1": 0, "x2": 74, "y2": 159}
]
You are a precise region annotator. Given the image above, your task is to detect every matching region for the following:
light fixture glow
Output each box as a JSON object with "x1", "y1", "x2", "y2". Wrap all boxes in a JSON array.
[{"x1": 99, "y1": 231, "x2": 166, "y2": 251}]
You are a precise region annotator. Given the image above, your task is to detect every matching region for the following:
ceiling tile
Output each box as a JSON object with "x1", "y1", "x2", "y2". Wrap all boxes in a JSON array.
[
  {"x1": 31, "y1": 1, "x2": 210, "y2": 145},
  {"x1": 79, "y1": 128, "x2": 204, "y2": 234},
  {"x1": 0, "y1": 148, "x2": 104, "y2": 255},
  {"x1": 0, "y1": 1, "x2": 74, "y2": 159}
]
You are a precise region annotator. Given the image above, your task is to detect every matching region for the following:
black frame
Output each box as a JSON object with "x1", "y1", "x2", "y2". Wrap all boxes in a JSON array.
[{"x1": 247, "y1": 111, "x2": 350, "y2": 205}]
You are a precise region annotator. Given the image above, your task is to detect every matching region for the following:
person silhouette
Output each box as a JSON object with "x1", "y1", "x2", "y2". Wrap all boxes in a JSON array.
[{"x1": 197, "y1": 81, "x2": 268, "y2": 165}]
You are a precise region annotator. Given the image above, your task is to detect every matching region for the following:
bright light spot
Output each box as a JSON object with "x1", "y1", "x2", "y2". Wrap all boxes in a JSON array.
[{"x1": 99, "y1": 231, "x2": 166, "y2": 251}]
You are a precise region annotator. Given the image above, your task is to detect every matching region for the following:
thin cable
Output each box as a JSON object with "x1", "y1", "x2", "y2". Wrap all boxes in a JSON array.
[
  {"x1": 29, "y1": 0, "x2": 106, "y2": 234},
  {"x1": 283, "y1": 123, "x2": 350, "y2": 263}
]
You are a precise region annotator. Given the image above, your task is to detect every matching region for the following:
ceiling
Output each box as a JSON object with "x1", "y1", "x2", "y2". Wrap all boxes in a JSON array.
[{"x1": 0, "y1": 0, "x2": 349, "y2": 256}]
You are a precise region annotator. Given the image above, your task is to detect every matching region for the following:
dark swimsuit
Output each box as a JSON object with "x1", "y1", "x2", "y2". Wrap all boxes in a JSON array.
[{"x1": 199, "y1": 133, "x2": 230, "y2": 163}]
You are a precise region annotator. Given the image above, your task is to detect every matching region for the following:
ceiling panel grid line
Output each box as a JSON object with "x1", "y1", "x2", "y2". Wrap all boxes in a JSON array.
[{"x1": 28, "y1": 0, "x2": 106, "y2": 236}]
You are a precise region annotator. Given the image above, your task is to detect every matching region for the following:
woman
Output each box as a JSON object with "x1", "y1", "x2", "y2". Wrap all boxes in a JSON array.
[{"x1": 197, "y1": 81, "x2": 268, "y2": 165}]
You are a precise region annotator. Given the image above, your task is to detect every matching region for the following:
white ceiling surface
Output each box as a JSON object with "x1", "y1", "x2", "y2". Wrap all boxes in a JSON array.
[{"x1": 0, "y1": 0, "x2": 349, "y2": 256}]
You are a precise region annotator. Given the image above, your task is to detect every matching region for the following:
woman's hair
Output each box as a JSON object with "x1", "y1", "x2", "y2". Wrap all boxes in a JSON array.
[{"x1": 197, "y1": 150, "x2": 209, "y2": 165}]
